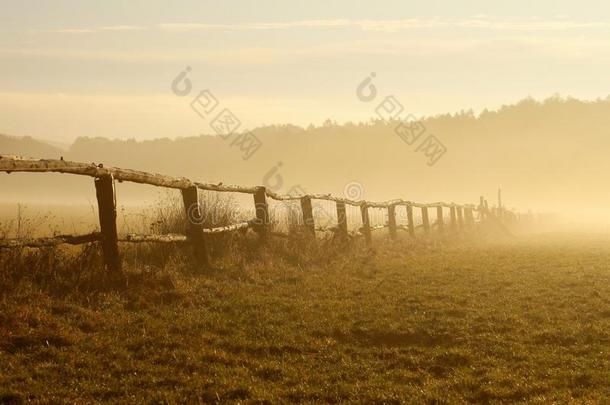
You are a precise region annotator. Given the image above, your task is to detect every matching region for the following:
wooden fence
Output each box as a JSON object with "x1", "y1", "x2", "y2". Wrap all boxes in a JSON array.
[{"x1": 0, "y1": 155, "x2": 511, "y2": 273}]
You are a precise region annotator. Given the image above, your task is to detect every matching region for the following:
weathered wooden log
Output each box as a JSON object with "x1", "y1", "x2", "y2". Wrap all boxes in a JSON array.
[
  {"x1": 336, "y1": 201, "x2": 348, "y2": 242},
  {"x1": 421, "y1": 206, "x2": 430, "y2": 234},
  {"x1": 436, "y1": 206, "x2": 444, "y2": 233},
  {"x1": 121, "y1": 233, "x2": 188, "y2": 243},
  {"x1": 253, "y1": 186, "x2": 269, "y2": 241},
  {"x1": 300, "y1": 196, "x2": 315, "y2": 236},
  {"x1": 121, "y1": 222, "x2": 259, "y2": 242},
  {"x1": 0, "y1": 155, "x2": 257, "y2": 194},
  {"x1": 406, "y1": 205, "x2": 415, "y2": 237},
  {"x1": 387, "y1": 204, "x2": 397, "y2": 240},
  {"x1": 181, "y1": 185, "x2": 209, "y2": 267},
  {"x1": 94, "y1": 174, "x2": 121, "y2": 273},
  {"x1": 203, "y1": 220, "x2": 255, "y2": 234},
  {"x1": 0, "y1": 232, "x2": 101, "y2": 248},
  {"x1": 360, "y1": 203, "x2": 372, "y2": 246},
  {"x1": 289, "y1": 193, "x2": 460, "y2": 209},
  {"x1": 1, "y1": 156, "x2": 487, "y2": 215},
  {"x1": 1, "y1": 219, "x2": 258, "y2": 249}
]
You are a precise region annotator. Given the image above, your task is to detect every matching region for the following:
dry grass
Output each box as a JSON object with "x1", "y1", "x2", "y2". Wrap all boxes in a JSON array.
[{"x1": 1, "y1": 198, "x2": 609, "y2": 403}]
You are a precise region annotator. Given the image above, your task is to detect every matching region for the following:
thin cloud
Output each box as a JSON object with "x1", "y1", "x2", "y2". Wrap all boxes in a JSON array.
[
  {"x1": 159, "y1": 17, "x2": 610, "y2": 32},
  {"x1": 98, "y1": 25, "x2": 146, "y2": 31},
  {"x1": 158, "y1": 19, "x2": 351, "y2": 32},
  {"x1": 46, "y1": 17, "x2": 610, "y2": 35},
  {"x1": 50, "y1": 28, "x2": 96, "y2": 34},
  {"x1": 48, "y1": 25, "x2": 147, "y2": 34},
  {"x1": 4, "y1": 36, "x2": 610, "y2": 65}
]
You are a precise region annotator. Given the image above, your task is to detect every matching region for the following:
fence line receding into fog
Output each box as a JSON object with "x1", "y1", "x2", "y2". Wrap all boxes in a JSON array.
[{"x1": 0, "y1": 155, "x2": 516, "y2": 272}]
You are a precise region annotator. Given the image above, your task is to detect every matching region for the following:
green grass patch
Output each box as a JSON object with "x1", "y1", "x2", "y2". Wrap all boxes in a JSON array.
[{"x1": 1, "y1": 234, "x2": 610, "y2": 403}]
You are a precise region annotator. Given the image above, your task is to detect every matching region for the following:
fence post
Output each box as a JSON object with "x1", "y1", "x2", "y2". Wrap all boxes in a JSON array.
[
  {"x1": 436, "y1": 206, "x2": 444, "y2": 233},
  {"x1": 387, "y1": 204, "x2": 397, "y2": 240},
  {"x1": 406, "y1": 204, "x2": 415, "y2": 237},
  {"x1": 181, "y1": 185, "x2": 209, "y2": 267},
  {"x1": 457, "y1": 206, "x2": 464, "y2": 229},
  {"x1": 360, "y1": 203, "x2": 372, "y2": 246},
  {"x1": 465, "y1": 207, "x2": 475, "y2": 228},
  {"x1": 421, "y1": 206, "x2": 430, "y2": 234},
  {"x1": 479, "y1": 196, "x2": 486, "y2": 221},
  {"x1": 450, "y1": 206, "x2": 457, "y2": 231},
  {"x1": 94, "y1": 174, "x2": 121, "y2": 274},
  {"x1": 253, "y1": 186, "x2": 269, "y2": 241},
  {"x1": 497, "y1": 189, "x2": 504, "y2": 222},
  {"x1": 498, "y1": 188, "x2": 502, "y2": 213},
  {"x1": 300, "y1": 196, "x2": 315, "y2": 236},
  {"x1": 336, "y1": 201, "x2": 348, "y2": 242}
]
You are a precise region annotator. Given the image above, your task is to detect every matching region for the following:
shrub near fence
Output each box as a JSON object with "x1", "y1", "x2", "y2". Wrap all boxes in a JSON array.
[{"x1": 0, "y1": 155, "x2": 514, "y2": 273}]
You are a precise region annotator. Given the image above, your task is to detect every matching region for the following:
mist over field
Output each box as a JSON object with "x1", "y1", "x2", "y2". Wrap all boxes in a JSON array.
[{"x1": 4, "y1": 95, "x2": 610, "y2": 225}]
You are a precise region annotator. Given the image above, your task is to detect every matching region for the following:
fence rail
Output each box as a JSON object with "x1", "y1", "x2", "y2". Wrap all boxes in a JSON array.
[{"x1": 0, "y1": 155, "x2": 514, "y2": 272}]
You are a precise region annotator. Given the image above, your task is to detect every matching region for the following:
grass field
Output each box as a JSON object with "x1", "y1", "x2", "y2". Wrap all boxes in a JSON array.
[{"x1": 1, "y1": 233, "x2": 610, "y2": 403}]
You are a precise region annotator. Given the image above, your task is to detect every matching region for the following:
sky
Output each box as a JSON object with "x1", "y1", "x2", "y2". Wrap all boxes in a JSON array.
[{"x1": 2, "y1": 0, "x2": 610, "y2": 143}]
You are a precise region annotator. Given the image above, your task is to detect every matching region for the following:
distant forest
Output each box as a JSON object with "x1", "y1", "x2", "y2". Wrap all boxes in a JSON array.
[{"x1": 2, "y1": 96, "x2": 610, "y2": 216}]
